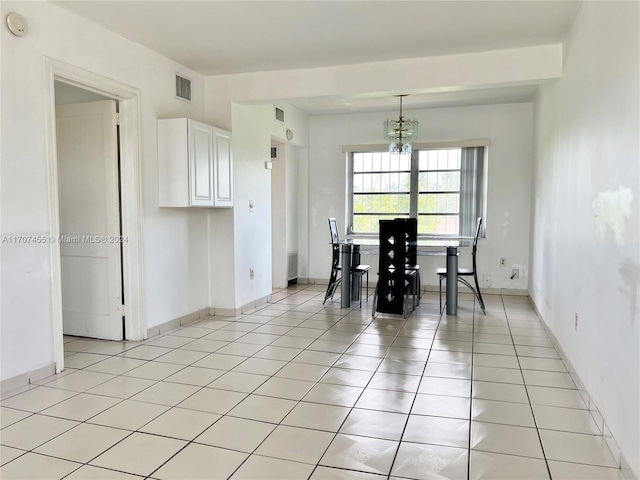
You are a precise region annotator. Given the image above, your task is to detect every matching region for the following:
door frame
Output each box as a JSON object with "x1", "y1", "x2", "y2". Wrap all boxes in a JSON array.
[{"x1": 44, "y1": 58, "x2": 146, "y2": 373}]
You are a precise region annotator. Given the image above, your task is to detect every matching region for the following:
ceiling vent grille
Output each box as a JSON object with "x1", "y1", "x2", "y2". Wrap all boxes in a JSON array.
[
  {"x1": 274, "y1": 106, "x2": 285, "y2": 123},
  {"x1": 175, "y1": 74, "x2": 192, "y2": 103}
]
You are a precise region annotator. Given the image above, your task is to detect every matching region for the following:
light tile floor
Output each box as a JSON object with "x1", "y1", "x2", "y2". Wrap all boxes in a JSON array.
[{"x1": 0, "y1": 285, "x2": 626, "y2": 479}]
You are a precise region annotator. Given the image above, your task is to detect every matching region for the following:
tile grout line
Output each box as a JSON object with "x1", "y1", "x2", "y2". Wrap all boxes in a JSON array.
[
  {"x1": 466, "y1": 293, "x2": 480, "y2": 480},
  {"x1": 128, "y1": 287, "x2": 338, "y2": 479},
  {"x1": 301, "y1": 291, "x2": 404, "y2": 479},
  {"x1": 501, "y1": 294, "x2": 554, "y2": 480},
  {"x1": 383, "y1": 296, "x2": 444, "y2": 479},
  {"x1": 4, "y1": 288, "x2": 428, "y2": 478},
  {"x1": 5, "y1": 286, "x2": 577, "y2": 479},
  {"x1": 210, "y1": 289, "x2": 378, "y2": 479}
]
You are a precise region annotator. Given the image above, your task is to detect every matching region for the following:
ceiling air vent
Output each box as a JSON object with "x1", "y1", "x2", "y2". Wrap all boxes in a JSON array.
[
  {"x1": 274, "y1": 105, "x2": 285, "y2": 123},
  {"x1": 175, "y1": 74, "x2": 192, "y2": 103}
]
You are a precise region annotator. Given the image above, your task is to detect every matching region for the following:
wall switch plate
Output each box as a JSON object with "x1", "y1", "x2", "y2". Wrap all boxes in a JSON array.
[{"x1": 249, "y1": 200, "x2": 254, "y2": 212}]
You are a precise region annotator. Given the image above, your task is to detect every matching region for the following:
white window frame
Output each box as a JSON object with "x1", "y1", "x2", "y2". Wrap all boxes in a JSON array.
[{"x1": 345, "y1": 140, "x2": 489, "y2": 237}]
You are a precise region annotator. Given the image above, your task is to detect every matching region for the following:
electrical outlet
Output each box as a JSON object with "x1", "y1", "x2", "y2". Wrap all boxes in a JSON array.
[
  {"x1": 511, "y1": 268, "x2": 519, "y2": 279},
  {"x1": 483, "y1": 274, "x2": 491, "y2": 287},
  {"x1": 249, "y1": 200, "x2": 254, "y2": 212},
  {"x1": 499, "y1": 257, "x2": 506, "y2": 267},
  {"x1": 250, "y1": 268, "x2": 254, "y2": 279},
  {"x1": 575, "y1": 312, "x2": 578, "y2": 331}
]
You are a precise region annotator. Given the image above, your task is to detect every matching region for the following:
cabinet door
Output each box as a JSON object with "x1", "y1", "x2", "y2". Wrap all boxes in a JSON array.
[
  {"x1": 188, "y1": 120, "x2": 215, "y2": 206},
  {"x1": 213, "y1": 129, "x2": 233, "y2": 207}
]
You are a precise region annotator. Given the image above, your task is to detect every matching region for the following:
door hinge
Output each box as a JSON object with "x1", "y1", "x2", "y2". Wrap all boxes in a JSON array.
[
  {"x1": 120, "y1": 304, "x2": 126, "y2": 317},
  {"x1": 115, "y1": 113, "x2": 120, "y2": 126}
]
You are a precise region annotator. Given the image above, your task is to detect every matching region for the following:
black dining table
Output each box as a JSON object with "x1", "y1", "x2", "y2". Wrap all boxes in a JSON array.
[{"x1": 340, "y1": 237, "x2": 471, "y2": 315}]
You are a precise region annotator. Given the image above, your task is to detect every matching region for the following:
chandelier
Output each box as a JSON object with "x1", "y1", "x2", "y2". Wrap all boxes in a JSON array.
[{"x1": 384, "y1": 95, "x2": 418, "y2": 154}]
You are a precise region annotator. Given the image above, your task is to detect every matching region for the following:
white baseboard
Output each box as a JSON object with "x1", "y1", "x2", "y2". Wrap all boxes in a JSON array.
[
  {"x1": 239, "y1": 294, "x2": 272, "y2": 314},
  {"x1": 206, "y1": 294, "x2": 273, "y2": 318},
  {"x1": 147, "y1": 294, "x2": 275, "y2": 337},
  {"x1": 146, "y1": 307, "x2": 211, "y2": 338},
  {"x1": 1, "y1": 362, "x2": 56, "y2": 393},
  {"x1": 529, "y1": 297, "x2": 631, "y2": 477}
]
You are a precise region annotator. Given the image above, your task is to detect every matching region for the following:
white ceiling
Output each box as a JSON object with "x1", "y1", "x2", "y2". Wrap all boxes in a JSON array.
[{"x1": 53, "y1": 0, "x2": 581, "y2": 113}]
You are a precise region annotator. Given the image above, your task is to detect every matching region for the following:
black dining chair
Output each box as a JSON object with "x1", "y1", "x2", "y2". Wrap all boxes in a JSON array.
[
  {"x1": 437, "y1": 217, "x2": 486, "y2": 314},
  {"x1": 323, "y1": 217, "x2": 370, "y2": 306},
  {"x1": 372, "y1": 219, "x2": 419, "y2": 318}
]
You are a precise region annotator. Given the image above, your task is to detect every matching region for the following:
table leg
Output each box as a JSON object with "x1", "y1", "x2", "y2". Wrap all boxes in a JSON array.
[
  {"x1": 446, "y1": 246, "x2": 458, "y2": 315},
  {"x1": 341, "y1": 244, "x2": 352, "y2": 308}
]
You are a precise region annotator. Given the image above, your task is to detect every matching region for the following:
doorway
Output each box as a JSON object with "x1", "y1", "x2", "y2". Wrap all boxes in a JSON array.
[
  {"x1": 45, "y1": 58, "x2": 146, "y2": 373},
  {"x1": 270, "y1": 139, "x2": 299, "y2": 289},
  {"x1": 54, "y1": 82, "x2": 124, "y2": 340},
  {"x1": 271, "y1": 140, "x2": 287, "y2": 288}
]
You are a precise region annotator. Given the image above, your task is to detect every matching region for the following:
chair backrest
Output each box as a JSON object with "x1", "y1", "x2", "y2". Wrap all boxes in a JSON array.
[
  {"x1": 330, "y1": 243, "x2": 340, "y2": 269},
  {"x1": 395, "y1": 217, "x2": 417, "y2": 267},
  {"x1": 376, "y1": 219, "x2": 407, "y2": 314},
  {"x1": 472, "y1": 217, "x2": 482, "y2": 272},
  {"x1": 328, "y1": 217, "x2": 340, "y2": 244},
  {"x1": 472, "y1": 217, "x2": 482, "y2": 255}
]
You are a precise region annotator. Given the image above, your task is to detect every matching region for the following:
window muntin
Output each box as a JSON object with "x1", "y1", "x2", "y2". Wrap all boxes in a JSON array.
[{"x1": 349, "y1": 146, "x2": 484, "y2": 236}]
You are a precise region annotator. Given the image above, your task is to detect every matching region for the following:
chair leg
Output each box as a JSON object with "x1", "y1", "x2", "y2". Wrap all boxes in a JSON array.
[
  {"x1": 323, "y1": 282, "x2": 332, "y2": 305},
  {"x1": 365, "y1": 271, "x2": 369, "y2": 302},
  {"x1": 472, "y1": 272, "x2": 486, "y2": 314},
  {"x1": 457, "y1": 277, "x2": 486, "y2": 315},
  {"x1": 404, "y1": 275, "x2": 417, "y2": 319},
  {"x1": 371, "y1": 283, "x2": 378, "y2": 317},
  {"x1": 324, "y1": 269, "x2": 341, "y2": 305},
  {"x1": 439, "y1": 275, "x2": 444, "y2": 314},
  {"x1": 403, "y1": 295, "x2": 409, "y2": 319}
]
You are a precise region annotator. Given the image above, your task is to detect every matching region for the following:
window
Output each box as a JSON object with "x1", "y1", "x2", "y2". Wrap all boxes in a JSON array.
[{"x1": 348, "y1": 146, "x2": 485, "y2": 236}]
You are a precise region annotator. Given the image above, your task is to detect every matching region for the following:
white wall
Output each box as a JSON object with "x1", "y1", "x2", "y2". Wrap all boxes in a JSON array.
[
  {"x1": 230, "y1": 104, "x2": 274, "y2": 306},
  {"x1": 1, "y1": 1, "x2": 210, "y2": 380},
  {"x1": 205, "y1": 88, "x2": 310, "y2": 307},
  {"x1": 531, "y1": 2, "x2": 639, "y2": 476},
  {"x1": 305, "y1": 103, "x2": 534, "y2": 289}
]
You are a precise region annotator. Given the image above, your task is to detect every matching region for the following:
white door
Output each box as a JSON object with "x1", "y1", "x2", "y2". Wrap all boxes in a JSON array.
[{"x1": 56, "y1": 100, "x2": 123, "y2": 340}]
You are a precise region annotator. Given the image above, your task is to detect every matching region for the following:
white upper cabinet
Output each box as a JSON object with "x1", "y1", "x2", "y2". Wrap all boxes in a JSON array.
[{"x1": 158, "y1": 118, "x2": 233, "y2": 208}]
